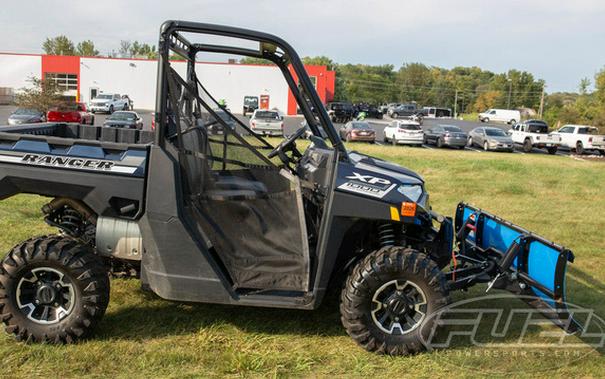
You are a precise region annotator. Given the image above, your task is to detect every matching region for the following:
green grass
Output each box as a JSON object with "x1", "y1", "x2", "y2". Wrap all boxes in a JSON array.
[{"x1": 1, "y1": 145, "x2": 604, "y2": 378}]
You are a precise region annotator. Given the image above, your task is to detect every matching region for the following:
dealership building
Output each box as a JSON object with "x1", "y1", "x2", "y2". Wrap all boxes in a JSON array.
[{"x1": 0, "y1": 52, "x2": 335, "y2": 114}]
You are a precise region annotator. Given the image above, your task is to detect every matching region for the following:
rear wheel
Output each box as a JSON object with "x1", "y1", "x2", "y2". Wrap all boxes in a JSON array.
[
  {"x1": 0, "y1": 236, "x2": 109, "y2": 343},
  {"x1": 547, "y1": 146, "x2": 558, "y2": 155},
  {"x1": 523, "y1": 138, "x2": 533, "y2": 153},
  {"x1": 340, "y1": 247, "x2": 449, "y2": 355},
  {"x1": 509, "y1": 119, "x2": 516, "y2": 125},
  {"x1": 576, "y1": 141, "x2": 584, "y2": 155},
  {"x1": 483, "y1": 117, "x2": 490, "y2": 123}
]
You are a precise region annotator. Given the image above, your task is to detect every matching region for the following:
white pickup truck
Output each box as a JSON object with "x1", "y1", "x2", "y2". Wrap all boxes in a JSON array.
[
  {"x1": 509, "y1": 120, "x2": 562, "y2": 154},
  {"x1": 89, "y1": 93, "x2": 130, "y2": 114},
  {"x1": 551, "y1": 124, "x2": 605, "y2": 155}
]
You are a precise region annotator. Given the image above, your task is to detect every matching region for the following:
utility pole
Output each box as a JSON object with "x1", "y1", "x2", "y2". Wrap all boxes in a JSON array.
[
  {"x1": 453, "y1": 89, "x2": 458, "y2": 118},
  {"x1": 507, "y1": 79, "x2": 513, "y2": 109},
  {"x1": 538, "y1": 84, "x2": 545, "y2": 118}
]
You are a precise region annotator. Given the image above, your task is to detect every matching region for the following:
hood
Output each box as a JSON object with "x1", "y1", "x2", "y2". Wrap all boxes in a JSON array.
[
  {"x1": 488, "y1": 135, "x2": 513, "y2": 143},
  {"x1": 335, "y1": 151, "x2": 426, "y2": 203}
]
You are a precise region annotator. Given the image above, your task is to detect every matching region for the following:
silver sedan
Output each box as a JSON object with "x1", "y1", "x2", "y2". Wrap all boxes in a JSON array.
[{"x1": 468, "y1": 127, "x2": 514, "y2": 152}]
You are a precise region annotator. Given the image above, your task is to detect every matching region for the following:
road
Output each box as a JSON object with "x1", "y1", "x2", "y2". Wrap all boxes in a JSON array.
[{"x1": 0, "y1": 105, "x2": 576, "y2": 156}]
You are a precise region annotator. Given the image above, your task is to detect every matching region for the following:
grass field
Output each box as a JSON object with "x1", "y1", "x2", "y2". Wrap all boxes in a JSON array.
[{"x1": 0, "y1": 145, "x2": 604, "y2": 378}]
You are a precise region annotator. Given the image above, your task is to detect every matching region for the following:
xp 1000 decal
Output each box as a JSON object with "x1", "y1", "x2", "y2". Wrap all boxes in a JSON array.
[{"x1": 337, "y1": 172, "x2": 397, "y2": 199}]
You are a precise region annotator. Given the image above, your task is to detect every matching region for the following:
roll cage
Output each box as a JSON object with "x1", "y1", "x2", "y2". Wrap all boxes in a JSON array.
[{"x1": 154, "y1": 20, "x2": 346, "y2": 157}]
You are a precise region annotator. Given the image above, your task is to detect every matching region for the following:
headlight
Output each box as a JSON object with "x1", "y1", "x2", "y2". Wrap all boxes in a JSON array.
[{"x1": 397, "y1": 184, "x2": 423, "y2": 202}]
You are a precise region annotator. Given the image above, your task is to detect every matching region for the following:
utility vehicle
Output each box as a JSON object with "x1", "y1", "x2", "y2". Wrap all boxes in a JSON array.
[
  {"x1": 0, "y1": 21, "x2": 579, "y2": 354},
  {"x1": 509, "y1": 120, "x2": 561, "y2": 154}
]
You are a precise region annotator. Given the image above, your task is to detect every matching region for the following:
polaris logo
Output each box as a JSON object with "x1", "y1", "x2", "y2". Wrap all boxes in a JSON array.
[
  {"x1": 346, "y1": 172, "x2": 391, "y2": 185},
  {"x1": 21, "y1": 154, "x2": 115, "y2": 170}
]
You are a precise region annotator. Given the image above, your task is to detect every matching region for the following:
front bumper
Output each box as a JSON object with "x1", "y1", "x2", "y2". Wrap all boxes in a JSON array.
[
  {"x1": 90, "y1": 104, "x2": 111, "y2": 112},
  {"x1": 444, "y1": 137, "x2": 467, "y2": 147}
]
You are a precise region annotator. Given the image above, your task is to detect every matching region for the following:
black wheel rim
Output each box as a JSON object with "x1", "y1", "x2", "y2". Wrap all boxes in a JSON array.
[
  {"x1": 16, "y1": 267, "x2": 75, "y2": 324},
  {"x1": 371, "y1": 280, "x2": 427, "y2": 335}
]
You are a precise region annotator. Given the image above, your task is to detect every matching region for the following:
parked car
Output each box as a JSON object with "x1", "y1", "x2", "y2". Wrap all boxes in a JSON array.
[
  {"x1": 421, "y1": 107, "x2": 452, "y2": 119},
  {"x1": 326, "y1": 102, "x2": 355, "y2": 123},
  {"x1": 478, "y1": 109, "x2": 520, "y2": 124},
  {"x1": 551, "y1": 124, "x2": 605, "y2": 155},
  {"x1": 388, "y1": 103, "x2": 417, "y2": 119},
  {"x1": 103, "y1": 111, "x2": 143, "y2": 130},
  {"x1": 249, "y1": 109, "x2": 284, "y2": 136},
  {"x1": 424, "y1": 125, "x2": 467, "y2": 148},
  {"x1": 7, "y1": 108, "x2": 46, "y2": 125},
  {"x1": 385, "y1": 102, "x2": 402, "y2": 114},
  {"x1": 47, "y1": 103, "x2": 94, "y2": 125},
  {"x1": 354, "y1": 103, "x2": 383, "y2": 119},
  {"x1": 383, "y1": 120, "x2": 424, "y2": 146},
  {"x1": 468, "y1": 127, "x2": 513, "y2": 152},
  {"x1": 509, "y1": 119, "x2": 561, "y2": 154},
  {"x1": 338, "y1": 121, "x2": 375, "y2": 143},
  {"x1": 242, "y1": 96, "x2": 259, "y2": 116},
  {"x1": 89, "y1": 93, "x2": 130, "y2": 114},
  {"x1": 208, "y1": 108, "x2": 236, "y2": 135}
]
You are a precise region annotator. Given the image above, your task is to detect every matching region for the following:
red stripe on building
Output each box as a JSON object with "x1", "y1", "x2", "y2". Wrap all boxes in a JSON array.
[{"x1": 41, "y1": 55, "x2": 81, "y2": 100}]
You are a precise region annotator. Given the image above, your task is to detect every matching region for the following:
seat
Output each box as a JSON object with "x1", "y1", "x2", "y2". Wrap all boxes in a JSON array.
[{"x1": 179, "y1": 123, "x2": 268, "y2": 199}]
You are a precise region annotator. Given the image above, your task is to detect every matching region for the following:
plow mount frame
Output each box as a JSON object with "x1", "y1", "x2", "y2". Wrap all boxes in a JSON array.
[{"x1": 445, "y1": 202, "x2": 581, "y2": 333}]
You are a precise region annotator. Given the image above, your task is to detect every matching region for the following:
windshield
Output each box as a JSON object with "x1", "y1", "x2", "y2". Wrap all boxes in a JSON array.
[
  {"x1": 254, "y1": 111, "x2": 280, "y2": 120},
  {"x1": 96, "y1": 94, "x2": 113, "y2": 100},
  {"x1": 13, "y1": 108, "x2": 40, "y2": 116},
  {"x1": 244, "y1": 97, "x2": 258, "y2": 106},
  {"x1": 485, "y1": 128, "x2": 507, "y2": 136},
  {"x1": 108, "y1": 112, "x2": 136, "y2": 121},
  {"x1": 352, "y1": 122, "x2": 371, "y2": 129},
  {"x1": 443, "y1": 126, "x2": 462, "y2": 132},
  {"x1": 528, "y1": 124, "x2": 548, "y2": 133}
]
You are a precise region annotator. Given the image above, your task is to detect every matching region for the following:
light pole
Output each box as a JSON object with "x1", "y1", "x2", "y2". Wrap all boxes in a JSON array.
[{"x1": 507, "y1": 78, "x2": 512, "y2": 109}]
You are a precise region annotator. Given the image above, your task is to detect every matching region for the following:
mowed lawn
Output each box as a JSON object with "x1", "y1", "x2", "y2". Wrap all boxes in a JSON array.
[{"x1": 0, "y1": 145, "x2": 604, "y2": 378}]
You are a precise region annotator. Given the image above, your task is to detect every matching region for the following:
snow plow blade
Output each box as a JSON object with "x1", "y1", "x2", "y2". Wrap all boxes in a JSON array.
[{"x1": 449, "y1": 202, "x2": 581, "y2": 333}]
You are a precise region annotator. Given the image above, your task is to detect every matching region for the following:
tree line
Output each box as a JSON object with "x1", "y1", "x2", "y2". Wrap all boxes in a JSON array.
[{"x1": 41, "y1": 36, "x2": 605, "y2": 128}]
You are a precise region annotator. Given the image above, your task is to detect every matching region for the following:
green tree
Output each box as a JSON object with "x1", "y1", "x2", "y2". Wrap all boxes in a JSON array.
[
  {"x1": 76, "y1": 40, "x2": 99, "y2": 56},
  {"x1": 579, "y1": 77, "x2": 591, "y2": 95},
  {"x1": 14, "y1": 76, "x2": 64, "y2": 112},
  {"x1": 42, "y1": 35, "x2": 75, "y2": 56}
]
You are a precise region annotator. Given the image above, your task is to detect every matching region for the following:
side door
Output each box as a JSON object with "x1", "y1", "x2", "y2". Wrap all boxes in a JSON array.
[
  {"x1": 473, "y1": 128, "x2": 483, "y2": 145},
  {"x1": 556, "y1": 126, "x2": 574, "y2": 147}
]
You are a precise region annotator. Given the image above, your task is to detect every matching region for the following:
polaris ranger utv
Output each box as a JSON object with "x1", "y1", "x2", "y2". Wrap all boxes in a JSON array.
[{"x1": 0, "y1": 21, "x2": 579, "y2": 354}]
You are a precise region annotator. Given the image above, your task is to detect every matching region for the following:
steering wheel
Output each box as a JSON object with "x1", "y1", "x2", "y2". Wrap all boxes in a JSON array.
[{"x1": 268, "y1": 125, "x2": 306, "y2": 166}]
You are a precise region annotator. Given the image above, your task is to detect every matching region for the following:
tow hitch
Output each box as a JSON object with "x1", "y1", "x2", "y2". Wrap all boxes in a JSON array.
[{"x1": 446, "y1": 202, "x2": 581, "y2": 333}]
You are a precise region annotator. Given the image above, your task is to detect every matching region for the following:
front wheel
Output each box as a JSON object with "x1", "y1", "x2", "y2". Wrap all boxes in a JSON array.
[
  {"x1": 123, "y1": 103, "x2": 128, "y2": 111},
  {"x1": 392, "y1": 137, "x2": 397, "y2": 146},
  {"x1": 340, "y1": 247, "x2": 449, "y2": 355},
  {"x1": 391, "y1": 113, "x2": 399, "y2": 119},
  {"x1": 437, "y1": 137, "x2": 444, "y2": 148},
  {"x1": 109, "y1": 105, "x2": 114, "y2": 114},
  {"x1": 0, "y1": 236, "x2": 109, "y2": 343},
  {"x1": 483, "y1": 141, "x2": 489, "y2": 151}
]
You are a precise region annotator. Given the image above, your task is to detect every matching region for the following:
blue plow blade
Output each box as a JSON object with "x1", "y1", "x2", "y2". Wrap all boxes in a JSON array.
[{"x1": 453, "y1": 202, "x2": 581, "y2": 333}]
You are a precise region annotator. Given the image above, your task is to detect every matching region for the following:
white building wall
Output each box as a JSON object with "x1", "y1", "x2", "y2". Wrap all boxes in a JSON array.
[
  {"x1": 80, "y1": 58, "x2": 289, "y2": 112},
  {"x1": 0, "y1": 54, "x2": 41, "y2": 90}
]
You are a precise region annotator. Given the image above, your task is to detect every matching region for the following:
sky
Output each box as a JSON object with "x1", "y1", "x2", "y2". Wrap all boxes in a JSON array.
[{"x1": 0, "y1": 0, "x2": 604, "y2": 93}]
